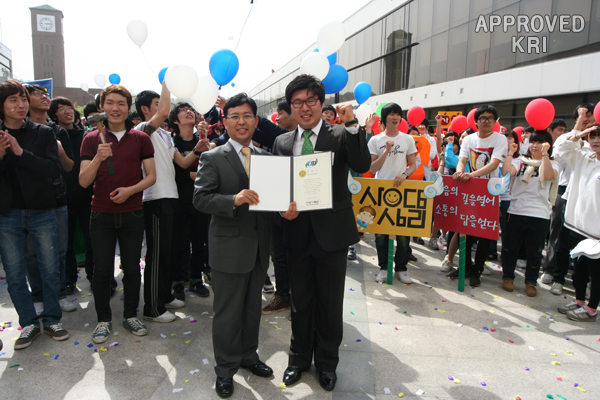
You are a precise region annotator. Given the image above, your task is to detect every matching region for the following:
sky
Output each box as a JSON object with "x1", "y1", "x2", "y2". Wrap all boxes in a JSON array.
[{"x1": 1, "y1": 0, "x2": 371, "y2": 98}]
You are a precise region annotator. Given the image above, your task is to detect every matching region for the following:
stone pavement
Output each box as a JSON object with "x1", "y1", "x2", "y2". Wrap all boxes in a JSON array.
[{"x1": 0, "y1": 233, "x2": 599, "y2": 399}]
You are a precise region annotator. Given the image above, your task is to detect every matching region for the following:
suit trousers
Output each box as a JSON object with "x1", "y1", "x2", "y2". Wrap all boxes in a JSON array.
[
  {"x1": 287, "y1": 233, "x2": 347, "y2": 373},
  {"x1": 211, "y1": 253, "x2": 265, "y2": 378}
]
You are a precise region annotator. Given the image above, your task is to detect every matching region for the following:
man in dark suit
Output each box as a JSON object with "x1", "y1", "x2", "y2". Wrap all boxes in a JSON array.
[
  {"x1": 273, "y1": 75, "x2": 371, "y2": 391},
  {"x1": 193, "y1": 93, "x2": 274, "y2": 398}
]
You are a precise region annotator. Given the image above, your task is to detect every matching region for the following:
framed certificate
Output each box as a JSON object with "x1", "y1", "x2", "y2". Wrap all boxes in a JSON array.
[{"x1": 249, "y1": 152, "x2": 333, "y2": 212}]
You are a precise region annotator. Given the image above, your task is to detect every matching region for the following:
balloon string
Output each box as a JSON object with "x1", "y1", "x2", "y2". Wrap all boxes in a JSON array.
[
  {"x1": 140, "y1": 47, "x2": 157, "y2": 80},
  {"x1": 223, "y1": 1, "x2": 254, "y2": 84}
]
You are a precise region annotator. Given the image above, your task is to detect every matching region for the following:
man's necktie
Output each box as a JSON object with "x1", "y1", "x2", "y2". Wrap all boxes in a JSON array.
[
  {"x1": 241, "y1": 147, "x2": 251, "y2": 177},
  {"x1": 301, "y1": 130, "x2": 314, "y2": 155}
]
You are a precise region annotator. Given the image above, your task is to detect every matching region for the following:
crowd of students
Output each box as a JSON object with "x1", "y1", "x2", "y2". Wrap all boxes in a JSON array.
[{"x1": 0, "y1": 76, "x2": 598, "y2": 395}]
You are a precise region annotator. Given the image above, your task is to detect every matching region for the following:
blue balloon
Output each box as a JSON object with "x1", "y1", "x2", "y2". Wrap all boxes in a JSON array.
[
  {"x1": 209, "y1": 49, "x2": 239, "y2": 86},
  {"x1": 313, "y1": 47, "x2": 336, "y2": 65},
  {"x1": 321, "y1": 64, "x2": 348, "y2": 95},
  {"x1": 353, "y1": 81, "x2": 372, "y2": 105},
  {"x1": 108, "y1": 73, "x2": 121, "y2": 85},
  {"x1": 158, "y1": 67, "x2": 168, "y2": 84},
  {"x1": 231, "y1": 82, "x2": 235, "y2": 87}
]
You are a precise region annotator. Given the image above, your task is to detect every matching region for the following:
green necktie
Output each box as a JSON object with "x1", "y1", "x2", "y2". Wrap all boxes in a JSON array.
[{"x1": 301, "y1": 130, "x2": 314, "y2": 155}]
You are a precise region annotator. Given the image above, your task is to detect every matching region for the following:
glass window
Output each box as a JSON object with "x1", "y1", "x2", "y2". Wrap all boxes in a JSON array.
[
  {"x1": 416, "y1": 0, "x2": 433, "y2": 41},
  {"x1": 355, "y1": 30, "x2": 366, "y2": 65},
  {"x1": 415, "y1": 38, "x2": 431, "y2": 87},
  {"x1": 450, "y1": 0, "x2": 470, "y2": 28},
  {"x1": 432, "y1": 0, "x2": 450, "y2": 36},
  {"x1": 45, "y1": 45, "x2": 49, "y2": 56},
  {"x1": 466, "y1": 19, "x2": 490, "y2": 77},
  {"x1": 549, "y1": 0, "x2": 591, "y2": 55},
  {"x1": 493, "y1": 0, "x2": 518, "y2": 11},
  {"x1": 51, "y1": 45, "x2": 55, "y2": 56},
  {"x1": 371, "y1": 20, "x2": 383, "y2": 59},
  {"x1": 371, "y1": 59, "x2": 382, "y2": 95},
  {"x1": 488, "y1": 3, "x2": 518, "y2": 73},
  {"x1": 470, "y1": 0, "x2": 493, "y2": 21},
  {"x1": 590, "y1": 0, "x2": 600, "y2": 44},
  {"x1": 429, "y1": 32, "x2": 448, "y2": 84},
  {"x1": 515, "y1": 0, "x2": 551, "y2": 65}
]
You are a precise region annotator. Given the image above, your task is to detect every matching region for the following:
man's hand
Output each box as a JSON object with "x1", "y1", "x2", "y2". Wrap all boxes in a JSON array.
[
  {"x1": 393, "y1": 174, "x2": 407, "y2": 187},
  {"x1": 435, "y1": 114, "x2": 442, "y2": 123},
  {"x1": 0, "y1": 131, "x2": 10, "y2": 159},
  {"x1": 578, "y1": 107, "x2": 588, "y2": 118},
  {"x1": 196, "y1": 120, "x2": 209, "y2": 139},
  {"x1": 336, "y1": 103, "x2": 355, "y2": 124},
  {"x1": 216, "y1": 96, "x2": 227, "y2": 109},
  {"x1": 280, "y1": 201, "x2": 299, "y2": 220},
  {"x1": 385, "y1": 139, "x2": 394, "y2": 152},
  {"x1": 96, "y1": 143, "x2": 113, "y2": 161},
  {"x1": 110, "y1": 187, "x2": 133, "y2": 204},
  {"x1": 234, "y1": 189, "x2": 259, "y2": 206},
  {"x1": 4, "y1": 132, "x2": 23, "y2": 156},
  {"x1": 194, "y1": 138, "x2": 210, "y2": 153}
]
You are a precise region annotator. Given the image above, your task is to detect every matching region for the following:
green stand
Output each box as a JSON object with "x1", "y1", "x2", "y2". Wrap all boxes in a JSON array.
[
  {"x1": 387, "y1": 237, "x2": 394, "y2": 284},
  {"x1": 458, "y1": 233, "x2": 466, "y2": 292}
]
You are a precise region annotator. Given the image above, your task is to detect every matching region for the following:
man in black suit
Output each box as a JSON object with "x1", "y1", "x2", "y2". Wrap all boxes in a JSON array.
[
  {"x1": 193, "y1": 93, "x2": 273, "y2": 398},
  {"x1": 273, "y1": 75, "x2": 371, "y2": 391}
]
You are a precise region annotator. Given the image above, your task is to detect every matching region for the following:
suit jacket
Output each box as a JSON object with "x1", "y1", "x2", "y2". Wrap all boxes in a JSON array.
[
  {"x1": 193, "y1": 141, "x2": 271, "y2": 274},
  {"x1": 272, "y1": 120, "x2": 371, "y2": 252}
]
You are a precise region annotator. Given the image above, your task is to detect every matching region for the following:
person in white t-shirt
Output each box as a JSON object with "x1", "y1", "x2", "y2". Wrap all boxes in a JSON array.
[
  {"x1": 367, "y1": 103, "x2": 417, "y2": 284},
  {"x1": 452, "y1": 105, "x2": 507, "y2": 288},
  {"x1": 501, "y1": 131, "x2": 559, "y2": 297}
]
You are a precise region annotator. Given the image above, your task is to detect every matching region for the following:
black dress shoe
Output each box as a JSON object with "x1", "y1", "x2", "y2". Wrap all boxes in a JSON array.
[
  {"x1": 318, "y1": 371, "x2": 337, "y2": 391},
  {"x1": 241, "y1": 360, "x2": 273, "y2": 377},
  {"x1": 215, "y1": 377, "x2": 233, "y2": 398},
  {"x1": 283, "y1": 366, "x2": 305, "y2": 386}
]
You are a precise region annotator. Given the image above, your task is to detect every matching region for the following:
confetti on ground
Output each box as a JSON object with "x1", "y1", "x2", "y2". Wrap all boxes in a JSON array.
[
  {"x1": 275, "y1": 326, "x2": 281, "y2": 330},
  {"x1": 384, "y1": 388, "x2": 391, "y2": 394},
  {"x1": 202, "y1": 311, "x2": 209, "y2": 315},
  {"x1": 184, "y1": 379, "x2": 189, "y2": 383},
  {"x1": 557, "y1": 377, "x2": 562, "y2": 381},
  {"x1": 356, "y1": 339, "x2": 362, "y2": 342},
  {"x1": 1, "y1": 303, "x2": 6, "y2": 305},
  {"x1": 438, "y1": 310, "x2": 446, "y2": 313},
  {"x1": 87, "y1": 343, "x2": 93, "y2": 348},
  {"x1": 574, "y1": 383, "x2": 578, "y2": 387},
  {"x1": 135, "y1": 340, "x2": 141, "y2": 343},
  {"x1": 183, "y1": 331, "x2": 192, "y2": 335},
  {"x1": 448, "y1": 376, "x2": 454, "y2": 380},
  {"x1": 184, "y1": 340, "x2": 191, "y2": 344},
  {"x1": 547, "y1": 395, "x2": 554, "y2": 399},
  {"x1": 442, "y1": 300, "x2": 447, "y2": 302},
  {"x1": 9, "y1": 364, "x2": 19, "y2": 368},
  {"x1": 491, "y1": 329, "x2": 497, "y2": 332},
  {"x1": 551, "y1": 352, "x2": 557, "y2": 356},
  {"x1": 280, "y1": 382, "x2": 287, "y2": 388},
  {"x1": 398, "y1": 393, "x2": 404, "y2": 398},
  {"x1": 403, "y1": 310, "x2": 407, "y2": 313},
  {"x1": 43, "y1": 353, "x2": 50, "y2": 357},
  {"x1": 395, "y1": 326, "x2": 401, "y2": 330},
  {"x1": 524, "y1": 367, "x2": 530, "y2": 371},
  {"x1": 482, "y1": 327, "x2": 489, "y2": 331},
  {"x1": 515, "y1": 396, "x2": 522, "y2": 400},
  {"x1": 457, "y1": 323, "x2": 463, "y2": 327},
  {"x1": 349, "y1": 288, "x2": 355, "y2": 291},
  {"x1": 74, "y1": 342, "x2": 79, "y2": 345},
  {"x1": 190, "y1": 369, "x2": 199, "y2": 374},
  {"x1": 509, "y1": 340, "x2": 514, "y2": 343},
  {"x1": 567, "y1": 351, "x2": 573, "y2": 356},
  {"x1": 350, "y1": 312, "x2": 355, "y2": 315},
  {"x1": 565, "y1": 337, "x2": 569, "y2": 340},
  {"x1": 489, "y1": 310, "x2": 495, "y2": 313},
  {"x1": 84, "y1": 323, "x2": 89, "y2": 327},
  {"x1": 97, "y1": 346, "x2": 107, "y2": 352},
  {"x1": 551, "y1": 361, "x2": 561, "y2": 366},
  {"x1": 203, "y1": 359, "x2": 209, "y2": 365},
  {"x1": 481, "y1": 382, "x2": 486, "y2": 386},
  {"x1": 54, "y1": 355, "x2": 59, "y2": 360},
  {"x1": 557, "y1": 395, "x2": 567, "y2": 400},
  {"x1": 344, "y1": 344, "x2": 348, "y2": 347},
  {"x1": 160, "y1": 333, "x2": 167, "y2": 338},
  {"x1": 18, "y1": 368, "x2": 23, "y2": 371},
  {"x1": 190, "y1": 320, "x2": 197, "y2": 323},
  {"x1": 454, "y1": 379, "x2": 461, "y2": 384},
  {"x1": 416, "y1": 389, "x2": 424, "y2": 396},
  {"x1": 172, "y1": 388, "x2": 183, "y2": 393},
  {"x1": 576, "y1": 387, "x2": 587, "y2": 393}
]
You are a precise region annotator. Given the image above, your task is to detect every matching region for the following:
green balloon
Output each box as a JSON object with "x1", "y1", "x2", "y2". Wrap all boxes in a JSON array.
[{"x1": 375, "y1": 102, "x2": 388, "y2": 117}]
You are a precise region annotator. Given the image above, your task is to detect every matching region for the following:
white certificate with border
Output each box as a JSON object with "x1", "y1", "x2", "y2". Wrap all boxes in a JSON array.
[{"x1": 249, "y1": 152, "x2": 333, "y2": 212}]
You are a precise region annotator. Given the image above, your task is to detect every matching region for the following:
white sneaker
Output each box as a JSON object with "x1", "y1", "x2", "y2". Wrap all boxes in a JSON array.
[
  {"x1": 375, "y1": 271, "x2": 387, "y2": 283},
  {"x1": 59, "y1": 298, "x2": 76, "y2": 312},
  {"x1": 516, "y1": 259, "x2": 527, "y2": 270},
  {"x1": 540, "y1": 273, "x2": 553, "y2": 284},
  {"x1": 482, "y1": 265, "x2": 491, "y2": 275},
  {"x1": 396, "y1": 271, "x2": 412, "y2": 284},
  {"x1": 550, "y1": 282, "x2": 563, "y2": 295},
  {"x1": 440, "y1": 257, "x2": 455, "y2": 273},
  {"x1": 144, "y1": 310, "x2": 176, "y2": 323},
  {"x1": 165, "y1": 298, "x2": 185, "y2": 309},
  {"x1": 33, "y1": 302, "x2": 44, "y2": 316},
  {"x1": 427, "y1": 239, "x2": 440, "y2": 250}
]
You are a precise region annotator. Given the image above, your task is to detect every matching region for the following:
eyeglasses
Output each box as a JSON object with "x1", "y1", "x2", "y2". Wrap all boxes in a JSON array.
[
  {"x1": 178, "y1": 107, "x2": 195, "y2": 114},
  {"x1": 291, "y1": 97, "x2": 319, "y2": 109},
  {"x1": 477, "y1": 116, "x2": 496, "y2": 123},
  {"x1": 57, "y1": 106, "x2": 74, "y2": 113},
  {"x1": 30, "y1": 90, "x2": 50, "y2": 98},
  {"x1": 225, "y1": 114, "x2": 255, "y2": 123}
]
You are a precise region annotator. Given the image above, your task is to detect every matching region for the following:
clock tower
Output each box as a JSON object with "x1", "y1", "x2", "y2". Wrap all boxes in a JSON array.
[{"x1": 30, "y1": 4, "x2": 66, "y2": 88}]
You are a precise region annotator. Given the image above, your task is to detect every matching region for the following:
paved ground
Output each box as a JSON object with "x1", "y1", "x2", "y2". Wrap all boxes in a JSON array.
[{"x1": 1, "y1": 233, "x2": 599, "y2": 399}]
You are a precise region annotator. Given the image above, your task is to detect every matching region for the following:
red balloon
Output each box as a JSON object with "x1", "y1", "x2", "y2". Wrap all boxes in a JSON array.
[
  {"x1": 270, "y1": 112, "x2": 277, "y2": 123},
  {"x1": 525, "y1": 98, "x2": 555, "y2": 130},
  {"x1": 449, "y1": 115, "x2": 468, "y2": 134},
  {"x1": 467, "y1": 108, "x2": 478, "y2": 131},
  {"x1": 493, "y1": 121, "x2": 501, "y2": 133},
  {"x1": 513, "y1": 126, "x2": 524, "y2": 142},
  {"x1": 371, "y1": 115, "x2": 381, "y2": 135},
  {"x1": 407, "y1": 106, "x2": 425, "y2": 127},
  {"x1": 595, "y1": 103, "x2": 600, "y2": 127},
  {"x1": 398, "y1": 119, "x2": 408, "y2": 133}
]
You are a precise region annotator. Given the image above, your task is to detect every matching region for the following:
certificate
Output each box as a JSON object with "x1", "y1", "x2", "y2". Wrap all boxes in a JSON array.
[{"x1": 249, "y1": 152, "x2": 333, "y2": 212}]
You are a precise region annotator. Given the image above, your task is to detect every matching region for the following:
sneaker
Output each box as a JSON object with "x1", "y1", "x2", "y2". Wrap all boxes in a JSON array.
[
  {"x1": 123, "y1": 317, "x2": 148, "y2": 336},
  {"x1": 488, "y1": 252, "x2": 498, "y2": 260},
  {"x1": 482, "y1": 265, "x2": 491, "y2": 275},
  {"x1": 59, "y1": 298, "x2": 76, "y2": 312},
  {"x1": 347, "y1": 246, "x2": 357, "y2": 260},
  {"x1": 14, "y1": 324, "x2": 41, "y2": 350},
  {"x1": 65, "y1": 283, "x2": 76, "y2": 296},
  {"x1": 375, "y1": 270, "x2": 388, "y2": 283},
  {"x1": 409, "y1": 254, "x2": 418, "y2": 262},
  {"x1": 412, "y1": 237, "x2": 425, "y2": 245},
  {"x1": 558, "y1": 300, "x2": 581, "y2": 314},
  {"x1": 525, "y1": 284, "x2": 537, "y2": 297},
  {"x1": 203, "y1": 271, "x2": 212, "y2": 285},
  {"x1": 449, "y1": 268, "x2": 472, "y2": 278},
  {"x1": 165, "y1": 298, "x2": 185, "y2": 309},
  {"x1": 263, "y1": 283, "x2": 275, "y2": 293},
  {"x1": 516, "y1": 259, "x2": 527, "y2": 271},
  {"x1": 566, "y1": 306, "x2": 597, "y2": 322},
  {"x1": 502, "y1": 279, "x2": 514, "y2": 292},
  {"x1": 189, "y1": 282, "x2": 210, "y2": 297},
  {"x1": 470, "y1": 273, "x2": 481, "y2": 287},
  {"x1": 33, "y1": 302, "x2": 44, "y2": 316},
  {"x1": 43, "y1": 322, "x2": 69, "y2": 341},
  {"x1": 550, "y1": 282, "x2": 563, "y2": 295},
  {"x1": 173, "y1": 283, "x2": 185, "y2": 301},
  {"x1": 440, "y1": 257, "x2": 455, "y2": 273},
  {"x1": 438, "y1": 236, "x2": 447, "y2": 248},
  {"x1": 397, "y1": 271, "x2": 412, "y2": 284},
  {"x1": 427, "y1": 239, "x2": 439, "y2": 250},
  {"x1": 540, "y1": 273, "x2": 553, "y2": 284},
  {"x1": 261, "y1": 295, "x2": 291, "y2": 314},
  {"x1": 144, "y1": 310, "x2": 176, "y2": 323},
  {"x1": 92, "y1": 322, "x2": 112, "y2": 344}
]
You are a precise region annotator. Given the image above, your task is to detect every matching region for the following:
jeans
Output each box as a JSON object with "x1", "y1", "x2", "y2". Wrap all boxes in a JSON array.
[
  {"x1": 26, "y1": 205, "x2": 68, "y2": 301},
  {"x1": 0, "y1": 209, "x2": 62, "y2": 327},
  {"x1": 375, "y1": 234, "x2": 410, "y2": 271},
  {"x1": 553, "y1": 199, "x2": 572, "y2": 285},
  {"x1": 90, "y1": 210, "x2": 145, "y2": 322},
  {"x1": 502, "y1": 214, "x2": 550, "y2": 285},
  {"x1": 65, "y1": 204, "x2": 94, "y2": 284},
  {"x1": 271, "y1": 213, "x2": 290, "y2": 301},
  {"x1": 172, "y1": 202, "x2": 210, "y2": 286}
]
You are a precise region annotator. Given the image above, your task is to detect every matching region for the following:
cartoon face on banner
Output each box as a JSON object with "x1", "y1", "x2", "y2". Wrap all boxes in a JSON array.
[{"x1": 351, "y1": 178, "x2": 434, "y2": 237}]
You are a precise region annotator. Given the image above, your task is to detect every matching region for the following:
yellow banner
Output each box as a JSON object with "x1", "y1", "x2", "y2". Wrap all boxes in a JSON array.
[
  {"x1": 438, "y1": 111, "x2": 462, "y2": 129},
  {"x1": 352, "y1": 178, "x2": 433, "y2": 237}
]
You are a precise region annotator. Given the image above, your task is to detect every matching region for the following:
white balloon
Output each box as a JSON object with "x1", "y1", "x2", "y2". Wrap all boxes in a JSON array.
[
  {"x1": 317, "y1": 21, "x2": 346, "y2": 57},
  {"x1": 190, "y1": 75, "x2": 220, "y2": 114},
  {"x1": 127, "y1": 20, "x2": 148, "y2": 47},
  {"x1": 356, "y1": 104, "x2": 372, "y2": 127},
  {"x1": 164, "y1": 65, "x2": 198, "y2": 99},
  {"x1": 300, "y1": 52, "x2": 330, "y2": 80},
  {"x1": 80, "y1": 83, "x2": 89, "y2": 92},
  {"x1": 94, "y1": 74, "x2": 106, "y2": 88}
]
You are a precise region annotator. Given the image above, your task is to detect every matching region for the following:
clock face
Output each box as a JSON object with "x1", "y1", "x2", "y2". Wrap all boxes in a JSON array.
[
  {"x1": 40, "y1": 17, "x2": 53, "y2": 30},
  {"x1": 36, "y1": 14, "x2": 56, "y2": 33}
]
